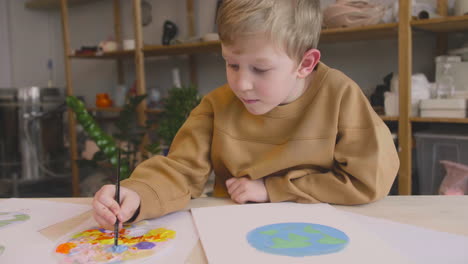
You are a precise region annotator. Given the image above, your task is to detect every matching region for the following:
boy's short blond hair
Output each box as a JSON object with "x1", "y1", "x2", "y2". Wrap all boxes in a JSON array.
[{"x1": 217, "y1": 0, "x2": 322, "y2": 63}]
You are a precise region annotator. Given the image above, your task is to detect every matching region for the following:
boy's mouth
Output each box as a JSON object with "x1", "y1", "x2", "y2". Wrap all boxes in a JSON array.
[{"x1": 242, "y1": 98, "x2": 259, "y2": 104}]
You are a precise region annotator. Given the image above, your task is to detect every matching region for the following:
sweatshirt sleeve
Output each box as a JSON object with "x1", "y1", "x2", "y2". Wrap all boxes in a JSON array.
[
  {"x1": 264, "y1": 82, "x2": 400, "y2": 205},
  {"x1": 264, "y1": 123, "x2": 399, "y2": 205},
  {"x1": 121, "y1": 97, "x2": 214, "y2": 221}
]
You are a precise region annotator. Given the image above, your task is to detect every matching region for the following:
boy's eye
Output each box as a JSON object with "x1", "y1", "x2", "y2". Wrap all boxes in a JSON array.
[
  {"x1": 227, "y1": 64, "x2": 239, "y2": 70},
  {"x1": 253, "y1": 67, "x2": 269, "y2": 74}
]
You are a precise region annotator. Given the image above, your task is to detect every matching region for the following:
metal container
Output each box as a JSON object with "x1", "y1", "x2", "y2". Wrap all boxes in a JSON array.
[
  {"x1": 0, "y1": 87, "x2": 65, "y2": 182},
  {"x1": 0, "y1": 89, "x2": 20, "y2": 180}
]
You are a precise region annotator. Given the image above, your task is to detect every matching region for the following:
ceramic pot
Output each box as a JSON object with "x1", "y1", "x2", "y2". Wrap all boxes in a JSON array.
[{"x1": 439, "y1": 160, "x2": 468, "y2": 195}]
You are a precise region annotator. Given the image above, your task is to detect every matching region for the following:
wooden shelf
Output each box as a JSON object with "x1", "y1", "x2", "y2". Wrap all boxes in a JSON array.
[
  {"x1": 144, "y1": 24, "x2": 400, "y2": 56},
  {"x1": 87, "y1": 107, "x2": 123, "y2": 113},
  {"x1": 145, "y1": 109, "x2": 164, "y2": 115},
  {"x1": 144, "y1": 41, "x2": 222, "y2": 57},
  {"x1": 320, "y1": 23, "x2": 399, "y2": 43},
  {"x1": 68, "y1": 41, "x2": 222, "y2": 60},
  {"x1": 380, "y1": 116, "x2": 399, "y2": 121},
  {"x1": 25, "y1": 0, "x2": 105, "y2": 9},
  {"x1": 67, "y1": 23, "x2": 401, "y2": 61},
  {"x1": 411, "y1": 117, "x2": 468, "y2": 124},
  {"x1": 411, "y1": 15, "x2": 468, "y2": 33},
  {"x1": 86, "y1": 107, "x2": 164, "y2": 114},
  {"x1": 145, "y1": 109, "x2": 164, "y2": 114},
  {"x1": 69, "y1": 50, "x2": 134, "y2": 60}
]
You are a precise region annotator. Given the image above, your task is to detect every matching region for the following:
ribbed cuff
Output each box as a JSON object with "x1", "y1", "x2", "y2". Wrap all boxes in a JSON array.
[
  {"x1": 264, "y1": 176, "x2": 296, "y2": 203},
  {"x1": 121, "y1": 179, "x2": 163, "y2": 222}
]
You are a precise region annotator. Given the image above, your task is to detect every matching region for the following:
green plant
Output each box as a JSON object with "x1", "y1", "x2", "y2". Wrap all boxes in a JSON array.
[
  {"x1": 157, "y1": 85, "x2": 201, "y2": 148},
  {"x1": 66, "y1": 95, "x2": 160, "y2": 180}
]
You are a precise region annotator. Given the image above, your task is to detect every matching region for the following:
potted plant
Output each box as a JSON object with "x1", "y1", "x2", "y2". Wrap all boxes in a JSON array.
[
  {"x1": 66, "y1": 84, "x2": 200, "y2": 182},
  {"x1": 156, "y1": 85, "x2": 201, "y2": 154},
  {"x1": 66, "y1": 95, "x2": 160, "y2": 180}
]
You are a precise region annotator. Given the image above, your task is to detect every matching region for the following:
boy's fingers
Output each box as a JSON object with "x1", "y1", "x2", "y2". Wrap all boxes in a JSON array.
[
  {"x1": 229, "y1": 177, "x2": 248, "y2": 196},
  {"x1": 233, "y1": 191, "x2": 248, "y2": 204},
  {"x1": 226, "y1": 177, "x2": 240, "y2": 188},
  {"x1": 95, "y1": 196, "x2": 120, "y2": 216},
  {"x1": 93, "y1": 199, "x2": 117, "y2": 224},
  {"x1": 230, "y1": 184, "x2": 245, "y2": 200},
  {"x1": 227, "y1": 180, "x2": 241, "y2": 195},
  {"x1": 225, "y1": 177, "x2": 238, "y2": 188},
  {"x1": 95, "y1": 186, "x2": 120, "y2": 215},
  {"x1": 93, "y1": 210, "x2": 114, "y2": 230},
  {"x1": 118, "y1": 195, "x2": 140, "y2": 222}
]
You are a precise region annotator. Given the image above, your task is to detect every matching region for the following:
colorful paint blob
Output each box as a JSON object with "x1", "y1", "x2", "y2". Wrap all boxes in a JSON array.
[
  {"x1": 54, "y1": 221, "x2": 176, "y2": 264},
  {"x1": 0, "y1": 212, "x2": 30, "y2": 230},
  {"x1": 247, "y1": 223, "x2": 349, "y2": 257}
]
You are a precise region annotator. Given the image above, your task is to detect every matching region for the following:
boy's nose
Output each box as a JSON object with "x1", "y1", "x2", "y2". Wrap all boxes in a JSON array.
[{"x1": 234, "y1": 74, "x2": 253, "y2": 92}]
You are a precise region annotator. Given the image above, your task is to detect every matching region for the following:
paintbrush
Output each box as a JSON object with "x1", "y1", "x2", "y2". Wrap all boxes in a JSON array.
[{"x1": 114, "y1": 148, "x2": 121, "y2": 248}]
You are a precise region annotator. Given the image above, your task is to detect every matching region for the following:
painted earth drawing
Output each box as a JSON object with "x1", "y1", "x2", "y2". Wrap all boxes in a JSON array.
[{"x1": 247, "y1": 222, "x2": 349, "y2": 257}]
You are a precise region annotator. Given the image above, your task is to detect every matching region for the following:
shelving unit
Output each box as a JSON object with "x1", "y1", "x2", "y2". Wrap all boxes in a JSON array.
[
  {"x1": 412, "y1": 14, "x2": 468, "y2": 32},
  {"x1": 25, "y1": 0, "x2": 468, "y2": 196},
  {"x1": 321, "y1": 23, "x2": 399, "y2": 43},
  {"x1": 144, "y1": 41, "x2": 222, "y2": 57},
  {"x1": 380, "y1": 116, "x2": 399, "y2": 122},
  {"x1": 55, "y1": 0, "x2": 202, "y2": 196},
  {"x1": 398, "y1": 0, "x2": 412, "y2": 195},
  {"x1": 56, "y1": 0, "x2": 128, "y2": 196},
  {"x1": 403, "y1": 1, "x2": 468, "y2": 195},
  {"x1": 61, "y1": 23, "x2": 402, "y2": 60},
  {"x1": 411, "y1": 117, "x2": 468, "y2": 124},
  {"x1": 25, "y1": 0, "x2": 104, "y2": 9},
  {"x1": 86, "y1": 107, "x2": 124, "y2": 113},
  {"x1": 69, "y1": 50, "x2": 134, "y2": 59}
]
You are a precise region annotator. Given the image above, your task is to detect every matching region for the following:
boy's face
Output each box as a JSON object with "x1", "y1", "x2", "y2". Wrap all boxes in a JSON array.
[{"x1": 222, "y1": 36, "x2": 305, "y2": 115}]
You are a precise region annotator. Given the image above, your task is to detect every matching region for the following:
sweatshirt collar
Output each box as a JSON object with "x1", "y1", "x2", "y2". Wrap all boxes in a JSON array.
[{"x1": 263, "y1": 61, "x2": 330, "y2": 118}]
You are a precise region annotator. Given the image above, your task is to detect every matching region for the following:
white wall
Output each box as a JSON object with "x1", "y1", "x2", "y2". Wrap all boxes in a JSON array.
[
  {"x1": 7, "y1": 0, "x2": 63, "y2": 89},
  {"x1": 53, "y1": 0, "x2": 194, "y2": 104},
  {"x1": 4, "y1": 0, "x2": 461, "y2": 102}
]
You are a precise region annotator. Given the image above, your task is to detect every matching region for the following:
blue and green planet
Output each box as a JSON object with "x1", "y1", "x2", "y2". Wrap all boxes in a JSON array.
[{"x1": 247, "y1": 223, "x2": 349, "y2": 257}]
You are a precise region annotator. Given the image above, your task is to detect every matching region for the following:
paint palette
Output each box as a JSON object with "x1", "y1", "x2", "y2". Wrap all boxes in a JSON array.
[
  {"x1": 54, "y1": 220, "x2": 177, "y2": 264},
  {"x1": 0, "y1": 211, "x2": 30, "y2": 230}
]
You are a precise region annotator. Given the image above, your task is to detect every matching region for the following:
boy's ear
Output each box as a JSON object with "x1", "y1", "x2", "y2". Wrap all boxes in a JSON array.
[{"x1": 297, "y1": 49, "x2": 321, "y2": 79}]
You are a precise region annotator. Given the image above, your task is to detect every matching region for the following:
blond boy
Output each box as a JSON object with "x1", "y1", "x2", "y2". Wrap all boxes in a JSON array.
[{"x1": 93, "y1": 0, "x2": 399, "y2": 229}]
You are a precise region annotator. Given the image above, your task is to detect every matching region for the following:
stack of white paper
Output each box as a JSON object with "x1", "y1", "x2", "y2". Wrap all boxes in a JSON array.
[
  {"x1": 191, "y1": 202, "x2": 468, "y2": 264},
  {"x1": 192, "y1": 203, "x2": 414, "y2": 264},
  {"x1": 0, "y1": 199, "x2": 92, "y2": 263}
]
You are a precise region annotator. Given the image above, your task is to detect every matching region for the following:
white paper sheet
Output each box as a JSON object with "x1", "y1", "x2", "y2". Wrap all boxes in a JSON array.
[
  {"x1": 52, "y1": 210, "x2": 198, "y2": 264},
  {"x1": 191, "y1": 203, "x2": 413, "y2": 264},
  {"x1": 342, "y1": 211, "x2": 468, "y2": 264},
  {"x1": 0, "y1": 226, "x2": 57, "y2": 263},
  {"x1": 0, "y1": 198, "x2": 91, "y2": 231}
]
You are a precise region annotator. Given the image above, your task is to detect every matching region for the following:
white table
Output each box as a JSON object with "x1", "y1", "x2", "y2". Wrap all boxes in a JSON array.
[{"x1": 38, "y1": 195, "x2": 468, "y2": 263}]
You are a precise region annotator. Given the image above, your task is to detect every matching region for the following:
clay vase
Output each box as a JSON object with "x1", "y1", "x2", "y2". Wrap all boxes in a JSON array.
[
  {"x1": 96, "y1": 93, "x2": 113, "y2": 108},
  {"x1": 439, "y1": 160, "x2": 468, "y2": 195}
]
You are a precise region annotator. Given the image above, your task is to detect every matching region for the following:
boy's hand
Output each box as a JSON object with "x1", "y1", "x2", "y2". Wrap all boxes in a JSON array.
[
  {"x1": 226, "y1": 177, "x2": 270, "y2": 204},
  {"x1": 92, "y1": 185, "x2": 141, "y2": 230}
]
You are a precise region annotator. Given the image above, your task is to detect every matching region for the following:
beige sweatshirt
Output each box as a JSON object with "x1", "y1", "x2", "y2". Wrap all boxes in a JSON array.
[{"x1": 121, "y1": 62, "x2": 400, "y2": 222}]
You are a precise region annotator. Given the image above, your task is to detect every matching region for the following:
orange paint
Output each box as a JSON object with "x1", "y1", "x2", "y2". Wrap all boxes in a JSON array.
[{"x1": 56, "y1": 242, "x2": 77, "y2": 254}]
